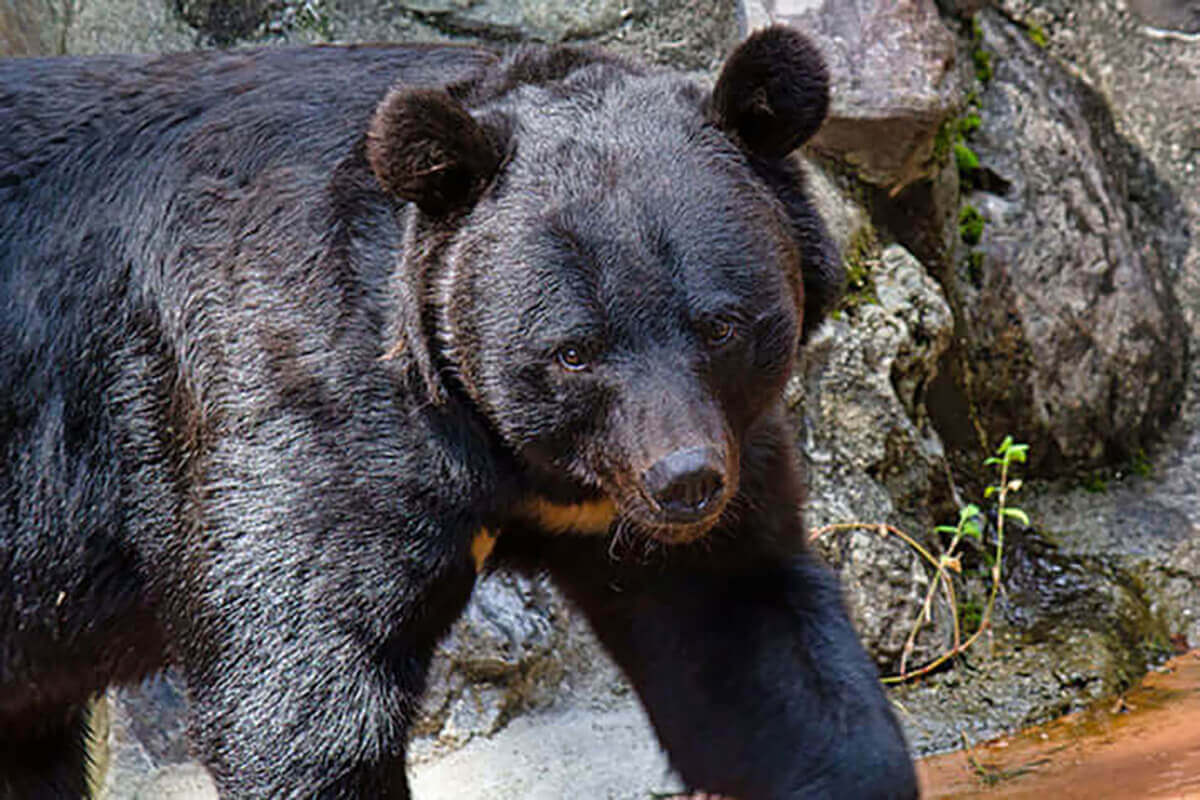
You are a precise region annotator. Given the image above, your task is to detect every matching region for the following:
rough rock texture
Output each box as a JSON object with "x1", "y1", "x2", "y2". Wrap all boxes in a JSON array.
[
  {"x1": 891, "y1": 0, "x2": 1200, "y2": 758},
  {"x1": 412, "y1": 573, "x2": 609, "y2": 752},
  {"x1": 769, "y1": 0, "x2": 962, "y2": 189},
  {"x1": 1121, "y1": 0, "x2": 1200, "y2": 34},
  {"x1": 896, "y1": 601, "x2": 1164, "y2": 754},
  {"x1": 952, "y1": 8, "x2": 1187, "y2": 475},
  {"x1": 173, "y1": 0, "x2": 267, "y2": 44},
  {"x1": 65, "y1": 0, "x2": 201, "y2": 54},
  {"x1": 987, "y1": 0, "x2": 1199, "y2": 336},
  {"x1": 794, "y1": 243, "x2": 958, "y2": 669},
  {"x1": 410, "y1": 703, "x2": 684, "y2": 799},
  {"x1": 0, "y1": 0, "x2": 62, "y2": 55},
  {"x1": 54, "y1": 0, "x2": 738, "y2": 72},
  {"x1": 97, "y1": 675, "x2": 204, "y2": 799},
  {"x1": 392, "y1": 0, "x2": 629, "y2": 42}
]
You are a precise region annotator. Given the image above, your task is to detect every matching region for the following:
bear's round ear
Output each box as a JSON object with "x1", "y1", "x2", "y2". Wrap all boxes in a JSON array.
[
  {"x1": 710, "y1": 26, "x2": 830, "y2": 160},
  {"x1": 367, "y1": 87, "x2": 503, "y2": 217}
]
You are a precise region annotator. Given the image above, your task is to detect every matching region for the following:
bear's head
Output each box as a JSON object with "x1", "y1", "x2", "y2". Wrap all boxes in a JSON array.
[{"x1": 368, "y1": 27, "x2": 840, "y2": 545}]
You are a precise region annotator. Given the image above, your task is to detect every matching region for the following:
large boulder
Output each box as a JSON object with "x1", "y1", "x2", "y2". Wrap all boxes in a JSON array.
[
  {"x1": 982, "y1": 0, "x2": 1200, "y2": 679},
  {"x1": 768, "y1": 0, "x2": 962, "y2": 190},
  {"x1": 951, "y1": 9, "x2": 1187, "y2": 475},
  {"x1": 986, "y1": 0, "x2": 1199, "y2": 337},
  {"x1": 795, "y1": 242, "x2": 958, "y2": 669},
  {"x1": 391, "y1": 0, "x2": 629, "y2": 42},
  {"x1": 0, "y1": 0, "x2": 61, "y2": 55}
]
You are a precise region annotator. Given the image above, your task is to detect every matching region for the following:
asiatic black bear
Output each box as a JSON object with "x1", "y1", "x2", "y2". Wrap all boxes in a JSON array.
[{"x1": 0, "y1": 28, "x2": 916, "y2": 799}]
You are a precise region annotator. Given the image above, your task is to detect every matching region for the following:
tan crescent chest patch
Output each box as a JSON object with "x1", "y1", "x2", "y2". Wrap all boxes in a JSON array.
[
  {"x1": 469, "y1": 497, "x2": 618, "y2": 573},
  {"x1": 470, "y1": 527, "x2": 499, "y2": 573},
  {"x1": 521, "y1": 496, "x2": 617, "y2": 535}
]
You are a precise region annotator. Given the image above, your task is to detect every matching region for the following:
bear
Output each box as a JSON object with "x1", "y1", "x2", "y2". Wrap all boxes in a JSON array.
[{"x1": 0, "y1": 26, "x2": 918, "y2": 800}]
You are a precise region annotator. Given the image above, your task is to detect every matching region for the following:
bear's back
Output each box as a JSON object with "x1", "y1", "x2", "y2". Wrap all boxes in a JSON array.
[{"x1": 0, "y1": 44, "x2": 496, "y2": 433}]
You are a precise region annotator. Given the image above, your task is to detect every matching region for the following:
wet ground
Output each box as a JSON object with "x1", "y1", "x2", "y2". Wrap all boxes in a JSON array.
[{"x1": 919, "y1": 650, "x2": 1200, "y2": 799}]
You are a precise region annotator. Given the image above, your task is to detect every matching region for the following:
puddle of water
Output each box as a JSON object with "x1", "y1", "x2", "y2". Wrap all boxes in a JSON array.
[{"x1": 918, "y1": 651, "x2": 1200, "y2": 799}]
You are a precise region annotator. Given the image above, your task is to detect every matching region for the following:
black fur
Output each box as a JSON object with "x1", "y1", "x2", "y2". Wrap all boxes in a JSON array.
[
  {"x1": 0, "y1": 28, "x2": 916, "y2": 799},
  {"x1": 366, "y1": 88, "x2": 503, "y2": 217},
  {"x1": 710, "y1": 26, "x2": 831, "y2": 159}
]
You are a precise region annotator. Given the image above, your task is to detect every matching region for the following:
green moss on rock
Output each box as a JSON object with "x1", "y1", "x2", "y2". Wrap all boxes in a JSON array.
[{"x1": 959, "y1": 205, "x2": 985, "y2": 245}]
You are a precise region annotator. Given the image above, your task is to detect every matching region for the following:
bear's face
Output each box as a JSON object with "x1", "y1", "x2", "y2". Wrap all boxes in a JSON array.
[
  {"x1": 368, "y1": 27, "x2": 837, "y2": 544},
  {"x1": 443, "y1": 113, "x2": 802, "y2": 542}
]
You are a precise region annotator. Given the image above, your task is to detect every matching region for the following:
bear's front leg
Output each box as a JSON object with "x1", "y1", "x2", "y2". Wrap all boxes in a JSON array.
[
  {"x1": 544, "y1": 544, "x2": 917, "y2": 800},
  {"x1": 161, "y1": 502, "x2": 479, "y2": 799},
  {"x1": 180, "y1": 627, "x2": 423, "y2": 800}
]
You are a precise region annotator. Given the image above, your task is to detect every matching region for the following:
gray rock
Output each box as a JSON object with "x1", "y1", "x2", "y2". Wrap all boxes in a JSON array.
[
  {"x1": 953, "y1": 9, "x2": 1187, "y2": 475},
  {"x1": 173, "y1": 0, "x2": 266, "y2": 44},
  {"x1": 99, "y1": 676, "x2": 196, "y2": 800},
  {"x1": 895, "y1": 606, "x2": 1161, "y2": 754},
  {"x1": 65, "y1": 0, "x2": 198, "y2": 54},
  {"x1": 768, "y1": 0, "x2": 963, "y2": 189},
  {"x1": 417, "y1": 572, "x2": 579, "y2": 749},
  {"x1": 795, "y1": 244, "x2": 958, "y2": 669},
  {"x1": 1126, "y1": 0, "x2": 1200, "y2": 33},
  {"x1": 132, "y1": 764, "x2": 218, "y2": 800},
  {"x1": 394, "y1": 0, "x2": 630, "y2": 42},
  {"x1": 989, "y1": 0, "x2": 1199, "y2": 338},
  {"x1": 894, "y1": 0, "x2": 1200, "y2": 758},
  {"x1": 737, "y1": 0, "x2": 771, "y2": 35},
  {"x1": 0, "y1": 0, "x2": 63, "y2": 55},
  {"x1": 410, "y1": 702, "x2": 682, "y2": 800},
  {"x1": 800, "y1": 157, "x2": 871, "y2": 258}
]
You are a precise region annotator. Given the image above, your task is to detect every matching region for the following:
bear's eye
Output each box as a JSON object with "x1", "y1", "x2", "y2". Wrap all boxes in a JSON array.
[
  {"x1": 555, "y1": 345, "x2": 590, "y2": 372},
  {"x1": 702, "y1": 317, "x2": 737, "y2": 347}
]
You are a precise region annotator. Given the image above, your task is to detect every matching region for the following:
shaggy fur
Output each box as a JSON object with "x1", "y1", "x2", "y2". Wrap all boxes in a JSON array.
[{"x1": 0, "y1": 28, "x2": 915, "y2": 799}]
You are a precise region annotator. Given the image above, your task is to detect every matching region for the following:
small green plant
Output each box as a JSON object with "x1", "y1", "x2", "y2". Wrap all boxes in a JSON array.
[
  {"x1": 932, "y1": 117, "x2": 955, "y2": 164},
  {"x1": 936, "y1": 102, "x2": 983, "y2": 182},
  {"x1": 811, "y1": 437, "x2": 1030, "y2": 683},
  {"x1": 1130, "y1": 449, "x2": 1153, "y2": 478},
  {"x1": 837, "y1": 226, "x2": 880, "y2": 311},
  {"x1": 1026, "y1": 23, "x2": 1049, "y2": 48},
  {"x1": 907, "y1": 435, "x2": 1029, "y2": 679},
  {"x1": 969, "y1": 17, "x2": 993, "y2": 84},
  {"x1": 959, "y1": 113, "x2": 982, "y2": 138},
  {"x1": 951, "y1": 109, "x2": 984, "y2": 188},
  {"x1": 966, "y1": 249, "x2": 985, "y2": 287},
  {"x1": 954, "y1": 141, "x2": 980, "y2": 173},
  {"x1": 972, "y1": 48, "x2": 993, "y2": 84},
  {"x1": 959, "y1": 205, "x2": 985, "y2": 245}
]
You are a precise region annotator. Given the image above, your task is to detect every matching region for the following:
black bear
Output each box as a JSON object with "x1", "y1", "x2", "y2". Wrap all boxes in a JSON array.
[{"x1": 0, "y1": 26, "x2": 917, "y2": 800}]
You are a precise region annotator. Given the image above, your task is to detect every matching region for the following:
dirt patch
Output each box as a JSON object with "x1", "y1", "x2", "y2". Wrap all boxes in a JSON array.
[{"x1": 919, "y1": 650, "x2": 1200, "y2": 798}]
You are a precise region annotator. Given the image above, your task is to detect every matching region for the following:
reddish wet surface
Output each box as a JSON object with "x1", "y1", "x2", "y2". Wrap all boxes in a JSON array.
[{"x1": 919, "y1": 651, "x2": 1200, "y2": 799}]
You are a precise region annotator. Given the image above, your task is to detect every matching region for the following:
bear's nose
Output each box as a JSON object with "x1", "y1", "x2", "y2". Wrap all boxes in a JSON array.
[{"x1": 644, "y1": 446, "x2": 726, "y2": 522}]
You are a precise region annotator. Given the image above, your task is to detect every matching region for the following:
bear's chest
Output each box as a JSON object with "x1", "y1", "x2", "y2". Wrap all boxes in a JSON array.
[{"x1": 470, "y1": 496, "x2": 617, "y2": 571}]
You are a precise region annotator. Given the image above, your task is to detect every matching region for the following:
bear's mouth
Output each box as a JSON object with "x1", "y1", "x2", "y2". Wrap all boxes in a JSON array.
[
  {"x1": 595, "y1": 469, "x2": 734, "y2": 545},
  {"x1": 623, "y1": 488, "x2": 731, "y2": 545},
  {"x1": 638, "y1": 515, "x2": 725, "y2": 545}
]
